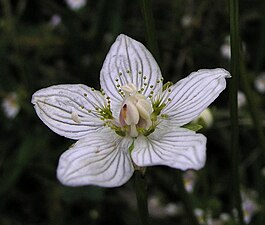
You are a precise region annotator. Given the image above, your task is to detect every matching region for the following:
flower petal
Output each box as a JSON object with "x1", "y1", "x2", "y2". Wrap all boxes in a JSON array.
[
  {"x1": 32, "y1": 84, "x2": 106, "y2": 140},
  {"x1": 161, "y1": 68, "x2": 230, "y2": 126},
  {"x1": 131, "y1": 127, "x2": 206, "y2": 170},
  {"x1": 57, "y1": 130, "x2": 134, "y2": 187},
  {"x1": 100, "y1": 34, "x2": 163, "y2": 106}
]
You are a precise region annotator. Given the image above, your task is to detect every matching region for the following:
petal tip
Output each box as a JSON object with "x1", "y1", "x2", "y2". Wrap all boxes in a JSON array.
[
  {"x1": 116, "y1": 33, "x2": 129, "y2": 42},
  {"x1": 31, "y1": 92, "x2": 39, "y2": 105},
  {"x1": 219, "y1": 68, "x2": 232, "y2": 78}
]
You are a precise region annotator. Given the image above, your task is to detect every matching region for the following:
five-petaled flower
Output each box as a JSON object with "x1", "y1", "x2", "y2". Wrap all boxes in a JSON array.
[{"x1": 32, "y1": 34, "x2": 230, "y2": 187}]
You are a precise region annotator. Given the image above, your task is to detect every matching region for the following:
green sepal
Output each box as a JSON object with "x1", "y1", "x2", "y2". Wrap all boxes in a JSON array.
[{"x1": 182, "y1": 123, "x2": 203, "y2": 132}]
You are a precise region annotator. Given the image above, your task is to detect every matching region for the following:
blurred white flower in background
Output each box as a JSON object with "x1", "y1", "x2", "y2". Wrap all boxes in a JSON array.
[
  {"x1": 192, "y1": 108, "x2": 214, "y2": 129},
  {"x1": 254, "y1": 72, "x2": 265, "y2": 94},
  {"x1": 220, "y1": 35, "x2": 246, "y2": 61},
  {"x1": 164, "y1": 203, "x2": 181, "y2": 216},
  {"x1": 220, "y1": 35, "x2": 231, "y2": 60},
  {"x1": 194, "y1": 209, "x2": 232, "y2": 225},
  {"x1": 219, "y1": 213, "x2": 231, "y2": 223},
  {"x1": 241, "y1": 190, "x2": 258, "y2": 224},
  {"x1": 65, "y1": 0, "x2": 87, "y2": 10},
  {"x1": 194, "y1": 208, "x2": 205, "y2": 224},
  {"x1": 2, "y1": 92, "x2": 20, "y2": 119},
  {"x1": 49, "y1": 14, "x2": 61, "y2": 27},
  {"x1": 183, "y1": 170, "x2": 197, "y2": 193},
  {"x1": 261, "y1": 167, "x2": 265, "y2": 177},
  {"x1": 181, "y1": 14, "x2": 193, "y2": 28},
  {"x1": 238, "y1": 91, "x2": 247, "y2": 108},
  {"x1": 148, "y1": 196, "x2": 182, "y2": 218}
]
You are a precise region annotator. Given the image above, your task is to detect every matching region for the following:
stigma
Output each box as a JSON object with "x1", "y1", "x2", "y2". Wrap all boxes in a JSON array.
[{"x1": 119, "y1": 83, "x2": 153, "y2": 137}]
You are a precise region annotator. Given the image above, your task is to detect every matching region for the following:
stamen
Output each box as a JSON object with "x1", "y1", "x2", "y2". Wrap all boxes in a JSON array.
[{"x1": 118, "y1": 83, "x2": 153, "y2": 137}]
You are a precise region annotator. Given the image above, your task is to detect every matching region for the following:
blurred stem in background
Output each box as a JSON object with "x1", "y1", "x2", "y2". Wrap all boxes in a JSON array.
[
  {"x1": 139, "y1": 0, "x2": 160, "y2": 63},
  {"x1": 239, "y1": 3, "x2": 265, "y2": 224},
  {"x1": 229, "y1": 0, "x2": 245, "y2": 224},
  {"x1": 175, "y1": 171, "x2": 200, "y2": 225},
  {"x1": 1, "y1": 0, "x2": 14, "y2": 35}
]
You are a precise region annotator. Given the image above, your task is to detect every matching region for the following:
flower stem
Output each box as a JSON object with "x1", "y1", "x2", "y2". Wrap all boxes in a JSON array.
[
  {"x1": 139, "y1": 0, "x2": 160, "y2": 62},
  {"x1": 134, "y1": 170, "x2": 149, "y2": 225},
  {"x1": 229, "y1": 0, "x2": 245, "y2": 224}
]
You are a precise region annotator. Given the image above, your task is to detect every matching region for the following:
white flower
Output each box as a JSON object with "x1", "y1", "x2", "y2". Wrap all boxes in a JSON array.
[
  {"x1": 32, "y1": 34, "x2": 230, "y2": 187},
  {"x1": 2, "y1": 92, "x2": 20, "y2": 119},
  {"x1": 254, "y1": 72, "x2": 265, "y2": 93},
  {"x1": 65, "y1": 0, "x2": 86, "y2": 10}
]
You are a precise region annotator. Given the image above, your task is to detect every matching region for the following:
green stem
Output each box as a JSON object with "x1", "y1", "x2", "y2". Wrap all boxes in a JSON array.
[
  {"x1": 1, "y1": 0, "x2": 15, "y2": 35},
  {"x1": 139, "y1": 0, "x2": 160, "y2": 62},
  {"x1": 240, "y1": 65, "x2": 265, "y2": 156},
  {"x1": 134, "y1": 170, "x2": 149, "y2": 225},
  {"x1": 229, "y1": 0, "x2": 245, "y2": 224}
]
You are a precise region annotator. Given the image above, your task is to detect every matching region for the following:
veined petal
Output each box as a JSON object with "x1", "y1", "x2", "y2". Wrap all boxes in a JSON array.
[
  {"x1": 57, "y1": 130, "x2": 134, "y2": 187},
  {"x1": 32, "y1": 84, "x2": 106, "y2": 140},
  {"x1": 100, "y1": 34, "x2": 163, "y2": 107},
  {"x1": 131, "y1": 127, "x2": 206, "y2": 170},
  {"x1": 161, "y1": 68, "x2": 230, "y2": 126}
]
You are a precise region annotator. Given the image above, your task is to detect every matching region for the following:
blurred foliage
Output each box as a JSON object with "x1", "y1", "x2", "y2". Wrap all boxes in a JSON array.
[{"x1": 0, "y1": 0, "x2": 265, "y2": 224}]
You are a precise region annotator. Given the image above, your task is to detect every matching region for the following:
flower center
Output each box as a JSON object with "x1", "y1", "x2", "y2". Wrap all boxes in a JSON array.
[{"x1": 119, "y1": 83, "x2": 153, "y2": 137}]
